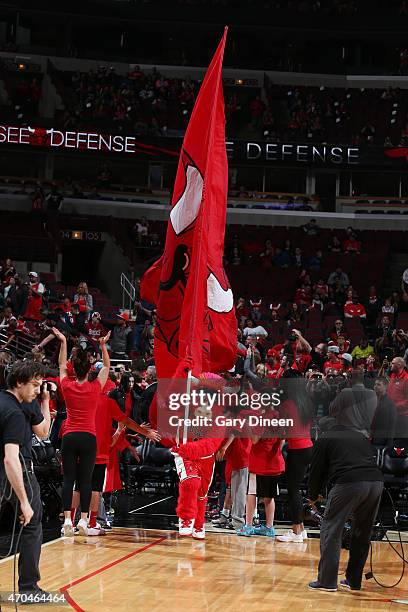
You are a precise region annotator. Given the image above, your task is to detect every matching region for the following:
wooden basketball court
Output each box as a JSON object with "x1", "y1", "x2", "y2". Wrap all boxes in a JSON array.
[{"x1": 0, "y1": 527, "x2": 407, "y2": 611}]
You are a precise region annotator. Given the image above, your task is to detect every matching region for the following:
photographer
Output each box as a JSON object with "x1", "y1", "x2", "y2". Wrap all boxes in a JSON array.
[
  {"x1": 0, "y1": 360, "x2": 51, "y2": 597},
  {"x1": 306, "y1": 367, "x2": 331, "y2": 419},
  {"x1": 308, "y1": 370, "x2": 383, "y2": 592}
]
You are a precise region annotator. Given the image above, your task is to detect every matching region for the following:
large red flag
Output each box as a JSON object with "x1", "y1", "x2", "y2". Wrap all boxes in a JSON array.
[{"x1": 141, "y1": 28, "x2": 237, "y2": 379}]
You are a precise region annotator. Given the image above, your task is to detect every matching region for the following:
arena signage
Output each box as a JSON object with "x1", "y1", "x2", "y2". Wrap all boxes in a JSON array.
[
  {"x1": 0, "y1": 124, "x2": 402, "y2": 169},
  {"x1": 227, "y1": 141, "x2": 360, "y2": 165},
  {"x1": 0, "y1": 124, "x2": 178, "y2": 158}
]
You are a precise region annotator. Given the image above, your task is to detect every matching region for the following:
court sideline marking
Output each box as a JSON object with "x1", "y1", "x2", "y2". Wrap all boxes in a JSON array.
[{"x1": 129, "y1": 495, "x2": 174, "y2": 514}]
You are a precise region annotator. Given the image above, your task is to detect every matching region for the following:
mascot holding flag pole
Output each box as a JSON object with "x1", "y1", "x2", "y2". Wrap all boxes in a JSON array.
[{"x1": 140, "y1": 27, "x2": 237, "y2": 539}]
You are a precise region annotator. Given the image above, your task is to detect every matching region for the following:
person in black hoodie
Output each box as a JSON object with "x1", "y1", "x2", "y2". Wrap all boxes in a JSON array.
[{"x1": 308, "y1": 370, "x2": 384, "y2": 593}]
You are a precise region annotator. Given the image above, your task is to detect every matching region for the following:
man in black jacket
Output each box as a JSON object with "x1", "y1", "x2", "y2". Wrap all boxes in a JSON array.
[
  {"x1": 0, "y1": 360, "x2": 51, "y2": 596},
  {"x1": 372, "y1": 377, "x2": 397, "y2": 447},
  {"x1": 308, "y1": 397, "x2": 384, "y2": 592}
]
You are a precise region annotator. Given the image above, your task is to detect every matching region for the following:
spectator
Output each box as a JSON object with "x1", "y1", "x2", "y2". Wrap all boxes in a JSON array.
[
  {"x1": 344, "y1": 294, "x2": 366, "y2": 319},
  {"x1": 327, "y1": 236, "x2": 342, "y2": 253},
  {"x1": 376, "y1": 315, "x2": 394, "y2": 339},
  {"x1": 243, "y1": 318, "x2": 268, "y2": 340},
  {"x1": 259, "y1": 240, "x2": 275, "y2": 268},
  {"x1": 1, "y1": 258, "x2": 16, "y2": 282},
  {"x1": 310, "y1": 294, "x2": 324, "y2": 312},
  {"x1": 132, "y1": 298, "x2": 155, "y2": 353},
  {"x1": 31, "y1": 185, "x2": 45, "y2": 214},
  {"x1": 292, "y1": 247, "x2": 304, "y2": 267},
  {"x1": 341, "y1": 353, "x2": 353, "y2": 372},
  {"x1": 8, "y1": 278, "x2": 28, "y2": 318},
  {"x1": 73, "y1": 282, "x2": 93, "y2": 322},
  {"x1": 0, "y1": 306, "x2": 16, "y2": 330},
  {"x1": 133, "y1": 217, "x2": 150, "y2": 246},
  {"x1": 236, "y1": 297, "x2": 250, "y2": 327},
  {"x1": 46, "y1": 184, "x2": 63, "y2": 211},
  {"x1": 249, "y1": 299, "x2": 264, "y2": 323},
  {"x1": 372, "y1": 377, "x2": 397, "y2": 447},
  {"x1": 351, "y1": 338, "x2": 374, "y2": 363},
  {"x1": 323, "y1": 346, "x2": 343, "y2": 374},
  {"x1": 328, "y1": 268, "x2": 349, "y2": 289},
  {"x1": 286, "y1": 302, "x2": 304, "y2": 327},
  {"x1": 107, "y1": 312, "x2": 133, "y2": 360},
  {"x1": 308, "y1": 250, "x2": 323, "y2": 270},
  {"x1": 387, "y1": 356, "x2": 408, "y2": 446},
  {"x1": 135, "y1": 365, "x2": 157, "y2": 423},
  {"x1": 3, "y1": 276, "x2": 16, "y2": 302},
  {"x1": 366, "y1": 286, "x2": 381, "y2": 326},
  {"x1": 328, "y1": 319, "x2": 348, "y2": 343},
  {"x1": 295, "y1": 283, "x2": 312, "y2": 307},
  {"x1": 85, "y1": 312, "x2": 106, "y2": 346},
  {"x1": 333, "y1": 334, "x2": 351, "y2": 355},
  {"x1": 23, "y1": 272, "x2": 45, "y2": 321},
  {"x1": 314, "y1": 278, "x2": 329, "y2": 301},
  {"x1": 301, "y1": 218, "x2": 320, "y2": 236},
  {"x1": 273, "y1": 247, "x2": 292, "y2": 268},
  {"x1": 343, "y1": 235, "x2": 361, "y2": 255},
  {"x1": 381, "y1": 297, "x2": 395, "y2": 317}
]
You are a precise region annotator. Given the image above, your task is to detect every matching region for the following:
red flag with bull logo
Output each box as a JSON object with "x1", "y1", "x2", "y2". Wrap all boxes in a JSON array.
[{"x1": 141, "y1": 28, "x2": 237, "y2": 379}]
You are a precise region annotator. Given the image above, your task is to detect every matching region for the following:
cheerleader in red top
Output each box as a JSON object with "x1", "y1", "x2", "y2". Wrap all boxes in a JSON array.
[
  {"x1": 53, "y1": 327, "x2": 111, "y2": 537},
  {"x1": 276, "y1": 370, "x2": 314, "y2": 543},
  {"x1": 71, "y1": 373, "x2": 159, "y2": 535}
]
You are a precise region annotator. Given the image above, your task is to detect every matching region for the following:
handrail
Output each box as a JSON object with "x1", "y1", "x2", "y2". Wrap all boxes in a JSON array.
[
  {"x1": 120, "y1": 272, "x2": 136, "y2": 314},
  {"x1": 0, "y1": 328, "x2": 37, "y2": 359}
]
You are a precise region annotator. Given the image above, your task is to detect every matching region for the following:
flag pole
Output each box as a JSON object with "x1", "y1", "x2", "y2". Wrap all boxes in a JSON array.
[{"x1": 182, "y1": 369, "x2": 193, "y2": 445}]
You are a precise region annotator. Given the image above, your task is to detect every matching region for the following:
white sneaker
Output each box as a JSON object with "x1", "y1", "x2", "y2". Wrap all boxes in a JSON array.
[
  {"x1": 179, "y1": 518, "x2": 194, "y2": 536},
  {"x1": 63, "y1": 522, "x2": 74, "y2": 537},
  {"x1": 276, "y1": 530, "x2": 303, "y2": 543},
  {"x1": 86, "y1": 526, "x2": 106, "y2": 536},
  {"x1": 192, "y1": 527, "x2": 205, "y2": 540},
  {"x1": 77, "y1": 519, "x2": 89, "y2": 536},
  {"x1": 301, "y1": 530, "x2": 308, "y2": 540}
]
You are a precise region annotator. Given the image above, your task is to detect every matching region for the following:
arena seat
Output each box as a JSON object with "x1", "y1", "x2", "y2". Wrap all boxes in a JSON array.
[{"x1": 381, "y1": 447, "x2": 408, "y2": 488}]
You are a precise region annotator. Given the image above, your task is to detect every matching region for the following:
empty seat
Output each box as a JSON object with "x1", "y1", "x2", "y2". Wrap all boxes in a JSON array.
[{"x1": 381, "y1": 447, "x2": 408, "y2": 488}]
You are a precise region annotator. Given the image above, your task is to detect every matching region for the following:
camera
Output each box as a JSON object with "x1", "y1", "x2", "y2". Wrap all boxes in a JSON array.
[{"x1": 40, "y1": 381, "x2": 57, "y2": 400}]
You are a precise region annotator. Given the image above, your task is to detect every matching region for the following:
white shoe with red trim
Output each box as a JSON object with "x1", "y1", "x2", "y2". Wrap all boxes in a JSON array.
[
  {"x1": 179, "y1": 518, "x2": 194, "y2": 536},
  {"x1": 192, "y1": 527, "x2": 205, "y2": 540},
  {"x1": 86, "y1": 526, "x2": 106, "y2": 536}
]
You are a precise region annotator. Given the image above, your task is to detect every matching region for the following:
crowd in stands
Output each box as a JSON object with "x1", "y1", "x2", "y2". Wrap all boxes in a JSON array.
[
  {"x1": 51, "y1": 65, "x2": 408, "y2": 144},
  {"x1": 3, "y1": 57, "x2": 408, "y2": 144},
  {"x1": 263, "y1": 83, "x2": 408, "y2": 146},
  {"x1": 52, "y1": 65, "x2": 198, "y2": 136}
]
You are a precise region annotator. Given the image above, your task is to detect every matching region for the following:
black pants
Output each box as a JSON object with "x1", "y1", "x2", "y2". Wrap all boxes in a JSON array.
[
  {"x1": 286, "y1": 447, "x2": 313, "y2": 524},
  {"x1": 318, "y1": 480, "x2": 383, "y2": 588},
  {"x1": 61, "y1": 432, "x2": 96, "y2": 513},
  {"x1": 4, "y1": 472, "x2": 43, "y2": 592}
]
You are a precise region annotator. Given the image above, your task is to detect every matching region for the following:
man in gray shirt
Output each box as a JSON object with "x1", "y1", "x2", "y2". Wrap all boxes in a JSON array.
[{"x1": 108, "y1": 313, "x2": 132, "y2": 359}]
